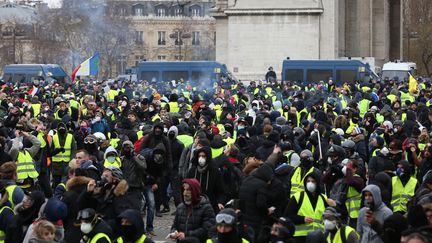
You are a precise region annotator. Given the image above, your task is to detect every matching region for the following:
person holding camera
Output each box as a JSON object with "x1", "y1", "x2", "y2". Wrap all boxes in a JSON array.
[
  {"x1": 356, "y1": 184, "x2": 392, "y2": 243},
  {"x1": 77, "y1": 166, "x2": 132, "y2": 227}
]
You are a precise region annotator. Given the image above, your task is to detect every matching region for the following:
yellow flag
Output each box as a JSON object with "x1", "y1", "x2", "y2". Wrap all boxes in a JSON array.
[{"x1": 409, "y1": 73, "x2": 418, "y2": 94}]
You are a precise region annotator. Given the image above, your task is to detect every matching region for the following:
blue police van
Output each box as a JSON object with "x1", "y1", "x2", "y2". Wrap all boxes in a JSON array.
[
  {"x1": 2, "y1": 64, "x2": 70, "y2": 84},
  {"x1": 281, "y1": 59, "x2": 378, "y2": 84},
  {"x1": 136, "y1": 61, "x2": 234, "y2": 85}
]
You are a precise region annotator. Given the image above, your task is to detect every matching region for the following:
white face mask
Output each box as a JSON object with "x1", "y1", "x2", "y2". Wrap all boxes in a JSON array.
[
  {"x1": 306, "y1": 182, "x2": 316, "y2": 193},
  {"x1": 80, "y1": 222, "x2": 93, "y2": 234},
  {"x1": 327, "y1": 157, "x2": 333, "y2": 165},
  {"x1": 393, "y1": 128, "x2": 398, "y2": 133},
  {"x1": 107, "y1": 156, "x2": 116, "y2": 163},
  {"x1": 198, "y1": 157, "x2": 206, "y2": 166},
  {"x1": 149, "y1": 107, "x2": 154, "y2": 112},
  {"x1": 95, "y1": 116, "x2": 101, "y2": 122},
  {"x1": 342, "y1": 166, "x2": 347, "y2": 176},
  {"x1": 324, "y1": 219, "x2": 337, "y2": 231}
]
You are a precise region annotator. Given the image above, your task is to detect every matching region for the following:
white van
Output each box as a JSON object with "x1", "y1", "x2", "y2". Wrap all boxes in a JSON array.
[{"x1": 381, "y1": 61, "x2": 417, "y2": 81}]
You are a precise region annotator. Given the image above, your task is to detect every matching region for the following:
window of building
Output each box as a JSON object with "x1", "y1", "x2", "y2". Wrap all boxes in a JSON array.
[
  {"x1": 174, "y1": 55, "x2": 183, "y2": 60},
  {"x1": 192, "y1": 31, "x2": 200, "y2": 45},
  {"x1": 134, "y1": 6, "x2": 144, "y2": 16},
  {"x1": 174, "y1": 31, "x2": 183, "y2": 45},
  {"x1": 156, "y1": 7, "x2": 166, "y2": 17},
  {"x1": 158, "y1": 55, "x2": 166, "y2": 60},
  {"x1": 190, "y1": 6, "x2": 202, "y2": 17},
  {"x1": 173, "y1": 7, "x2": 182, "y2": 16},
  {"x1": 135, "y1": 31, "x2": 143, "y2": 43},
  {"x1": 118, "y1": 7, "x2": 127, "y2": 16},
  {"x1": 158, "y1": 31, "x2": 166, "y2": 45}
]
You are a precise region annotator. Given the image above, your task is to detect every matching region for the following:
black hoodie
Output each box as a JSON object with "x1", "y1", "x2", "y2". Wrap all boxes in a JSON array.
[{"x1": 116, "y1": 209, "x2": 153, "y2": 243}]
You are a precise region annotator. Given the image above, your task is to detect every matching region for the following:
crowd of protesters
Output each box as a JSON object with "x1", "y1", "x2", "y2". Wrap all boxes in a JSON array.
[{"x1": 0, "y1": 73, "x2": 432, "y2": 243}]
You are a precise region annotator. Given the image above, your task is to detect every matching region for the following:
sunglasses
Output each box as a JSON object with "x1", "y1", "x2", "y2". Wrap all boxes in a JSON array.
[{"x1": 216, "y1": 213, "x2": 235, "y2": 225}]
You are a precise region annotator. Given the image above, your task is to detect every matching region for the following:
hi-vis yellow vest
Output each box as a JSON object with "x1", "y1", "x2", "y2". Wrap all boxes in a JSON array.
[
  {"x1": 345, "y1": 175, "x2": 362, "y2": 219},
  {"x1": 117, "y1": 234, "x2": 147, "y2": 243},
  {"x1": 52, "y1": 133, "x2": 73, "y2": 163},
  {"x1": 290, "y1": 167, "x2": 314, "y2": 196},
  {"x1": 89, "y1": 232, "x2": 111, "y2": 243},
  {"x1": 391, "y1": 176, "x2": 417, "y2": 213},
  {"x1": 5, "y1": 185, "x2": 17, "y2": 208},
  {"x1": 293, "y1": 191, "x2": 326, "y2": 237},
  {"x1": 103, "y1": 157, "x2": 122, "y2": 169},
  {"x1": 0, "y1": 206, "x2": 14, "y2": 243},
  {"x1": 16, "y1": 150, "x2": 39, "y2": 180},
  {"x1": 326, "y1": 226, "x2": 358, "y2": 243},
  {"x1": 168, "y1": 101, "x2": 179, "y2": 113}
]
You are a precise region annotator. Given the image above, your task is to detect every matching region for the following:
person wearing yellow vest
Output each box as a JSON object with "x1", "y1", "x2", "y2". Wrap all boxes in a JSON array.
[
  {"x1": 206, "y1": 208, "x2": 250, "y2": 243},
  {"x1": 9, "y1": 127, "x2": 41, "y2": 190},
  {"x1": 341, "y1": 160, "x2": 365, "y2": 228},
  {"x1": 50, "y1": 122, "x2": 76, "y2": 188},
  {"x1": 289, "y1": 150, "x2": 319, "y2": 197},
  {"x1": 0, "y1": 190, "x2": 14, "y2": 243},
  {"x1": 0, "y1": 162, "x2": 25, "y2": 208},
  {"x1": 103, "y1": 146, "x2": 122, "y2": 169},
  {"x1": 391, "y1": 160, "x2": 418, "y2": 214},
  {"x1": 29, "y1": 96, "x2": 42, "y2": 118},
  {"x1": 357, "y1": 185, "x2": 393, "y2": 243},
  {"x1": 77, "y1": 208, "x2": 112, "y2": 243},
  {"x1": 115, "y1": 209, "x2": 155, "y2": 243},
  {"x1": 167, "y1": 93, "x2": 180, "y2": 113},
  {"x1": 106, "y1": 85, "x2": 119, "y2": 102},
  {"x1": 316, "y1": 207, "x2": 359, "y2": 243},
  {"x1": 285, "y1": 172, "x2": 331, "y2": 242}
]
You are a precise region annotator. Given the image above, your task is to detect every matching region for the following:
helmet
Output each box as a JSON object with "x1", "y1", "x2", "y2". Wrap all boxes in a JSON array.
[
  {"x1": 93, "y1": 132, "x2": 106, "y2": 141},
  {"x1": 77, "y1": 208, "x2": 96, "y2": 222},
  {"x1": 104, "y1": 166, "x2": 123, "y2": 179},
  {"x1": 342, "y1": 140, "x2": 355, "y2": 150}
]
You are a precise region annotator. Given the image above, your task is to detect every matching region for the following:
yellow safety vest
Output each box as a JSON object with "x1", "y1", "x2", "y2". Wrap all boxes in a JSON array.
[
  {"x1": 31, "y1": 103, "x2": 41, "y2": 117},
  {"x1": 177, "y1": 134, "x2": 193, "y2": 148},
  {"x1": 223, "y1": 137, "x2": 236, "y2": 146},
  {"x1": 69, "y1": 99, "x2": 80, "y2": 110},
  {"x1": 358, "y1": 99, "x2": 370, "y2": 118},
  {"x1": 54, "y1": 107, "x2": 72, "y2": 120},
  {"x1": 387, "y1": 94, "x2": 397, "y2": 104},
  {"x1": 52, "y1": 133, "x2": 73, "y2": 163},
  {"x1": 89, "y1": 232, "x2": 111, "y2": 243},
  {"x1": 106, "y1": 90, "x2": 119, "y2": 102},
  {"x1": 207, "y1": 238, "x2": 249, "y2": 243},
  {"x1": 5, "y1": 185, "x2": 17, "y2": 208},
  {"x1": 117, "y1": 234, "x2": 147, "y2": 243},
  {"x1": 103, "y1": 157, "x2": 122, "y2": 169},
  {"x1": 290, "y1": 167, "x2": 314, "y2": 196},
  {"x1": 211, "y1": 147, "x2": 224, "y2": 159},
  {"x1": 16, "y1": 150, "x2": 39, "y2": 180},
  {"x1": 0, "y1": 206, "x2": 14, "y2": 243},
  {"x1": 326, "y1": 226, "x2": 358, "y2": 243},
  {"x1": 345, "y1": 175, "x2": 362, "y2": 219},
  {"x1": 137, "y1": 131, "x2": 144, "y2": 140},
  {"x1": 293, "y1": 191, "x2": 326, "y2": 237},
  {"x1": 391, "y1": 176, "x2": 417, "y2": 213},
  {"x1": 168, "y1": 101, "x2": 179, "y2": 113},
  {"x1": 110, "y1": 138, "x2": 120, "y2": 149},
  {"x1": 37, "y1": 132, "x2": 47, "y2": 149}
]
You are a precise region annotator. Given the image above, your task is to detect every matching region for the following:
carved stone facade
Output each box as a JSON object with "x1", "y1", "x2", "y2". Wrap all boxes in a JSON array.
[
  {"x1": 107, "y1": 0, "x2": 216, "y2": 73},
  {"x1": 211, "y1": 0, "x2": 403, "y2": 81}
]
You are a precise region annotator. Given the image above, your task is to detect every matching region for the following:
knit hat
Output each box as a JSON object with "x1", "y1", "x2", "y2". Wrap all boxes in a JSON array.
[
  {"x1": 300, "y1": 149, "x2": 313, "y2": 159},
  {"x1": 44, "y1": 197, "x2": 68, "y2": 222},
  {"x1": 275, "y1": 117, "x2": 286, "y2": 126},
  {"x1": 122, "y1": 140, "x2": 134, "y2": 148}
]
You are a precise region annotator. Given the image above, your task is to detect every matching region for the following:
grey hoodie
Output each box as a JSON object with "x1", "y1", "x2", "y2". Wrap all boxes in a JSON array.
[{"x1": 357, "y1": 184, "x2": 393, "y2": 243}]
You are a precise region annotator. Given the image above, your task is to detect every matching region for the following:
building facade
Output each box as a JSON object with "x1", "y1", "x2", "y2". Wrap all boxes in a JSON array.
[
  {"x1": 211, "y1": 0, "x2": 403, "y2": 81},
  {"x1": 107, "y1": 0, "x2": 216, "y2": 74}
]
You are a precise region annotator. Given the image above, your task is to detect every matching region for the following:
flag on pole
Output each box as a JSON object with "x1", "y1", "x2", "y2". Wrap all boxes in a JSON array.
[
  {"x1": 71, "y1": 52, "x2": 100, "y2": 82},
  {"x1": 409, "y1": 73, "x2": 418, "y2": 94}
]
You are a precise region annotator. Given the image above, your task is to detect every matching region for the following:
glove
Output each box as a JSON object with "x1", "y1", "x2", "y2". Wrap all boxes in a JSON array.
[{"x1": 60, "y1": 147, "x2": 66, "y2": 153}]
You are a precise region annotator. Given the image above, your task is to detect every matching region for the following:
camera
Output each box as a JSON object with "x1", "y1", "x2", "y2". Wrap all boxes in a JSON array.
[{"x1": 96, "y1": 177, "x2": 108, "y2": 187}]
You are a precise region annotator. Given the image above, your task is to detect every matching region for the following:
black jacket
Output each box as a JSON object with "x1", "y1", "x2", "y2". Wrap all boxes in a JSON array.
[
  {"x1": 238, "y1": 163, "x2": 274, "y2": 232},
  {"x1": 121, "y1": 154, "x2": 147, "y2": 189},
  {"x1": 85, "y1": 218, "x2": 112, "y2": 243},
  {"x1": 171, "y1": 196, "x2": 216, "y2": 243}
]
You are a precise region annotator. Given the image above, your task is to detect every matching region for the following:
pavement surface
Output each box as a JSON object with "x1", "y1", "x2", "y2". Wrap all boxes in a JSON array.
[{"x1": 145, "y1": 202, "x2": 176, "y2": 243}]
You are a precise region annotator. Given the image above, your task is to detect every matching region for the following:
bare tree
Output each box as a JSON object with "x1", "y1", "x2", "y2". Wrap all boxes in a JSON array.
[{"x1": 404, "y1": 0, "x2": 432, "y2": 76}]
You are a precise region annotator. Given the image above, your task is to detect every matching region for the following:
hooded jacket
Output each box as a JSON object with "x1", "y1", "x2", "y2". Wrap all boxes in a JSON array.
[
  {"x1": 186, "y1": 146, "x2": 225, "y2": 211},
  {"x1": 357, "y1": 184, "x2": 393, "y2": 243},
  {"x1": 171, "y1": 178, "x2": 215, "y2": 243},
  {"x1": 116, "y1": 209, "x2": 153, "y2": 243}
]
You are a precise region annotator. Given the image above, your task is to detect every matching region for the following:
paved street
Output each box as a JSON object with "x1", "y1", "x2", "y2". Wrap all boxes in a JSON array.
[{"x1": 146, "y1": 202, "x2": 176, "y2": 243}]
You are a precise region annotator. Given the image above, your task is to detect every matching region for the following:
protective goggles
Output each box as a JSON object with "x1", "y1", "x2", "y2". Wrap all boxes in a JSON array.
[
  {"x1": 216, "y1": 213, "x2": 235, "y2": 225},
  {"x1": 84, "y1": 137, "x2": 97, "y2": 144}
]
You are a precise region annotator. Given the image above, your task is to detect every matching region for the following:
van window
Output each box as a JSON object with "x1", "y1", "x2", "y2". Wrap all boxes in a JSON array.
[
  {"x1": 307, "y1": 69, "x2": 333, "y2": 82},
  {"x1": 3, "y1": 74, "x2": 12, "y2": 82},
  {"x1": 284, "y1": 69, "x2": 303, "y2": 82},
  {"x1": 141, "y1": 71, "x2": 159, "y2": 82},
  {"x1": 191, "y1": 71, "x2": 212, "y2": 82},
  {"x1": 13, "y1": 73, "x2": 26, "y2": 83},
  {"x1": 336, "y1": 70, "x2": 357, "y2": 83},
  {"x1": 162, "y1": 71, "x2": 189, "y2": 82}
]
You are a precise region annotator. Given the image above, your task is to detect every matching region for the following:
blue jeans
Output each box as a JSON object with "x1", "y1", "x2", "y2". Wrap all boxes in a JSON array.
[{"x1": 143, "y1": 186, "x2": 155, "y2": 231}]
